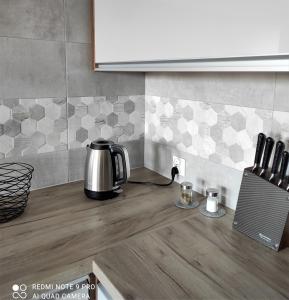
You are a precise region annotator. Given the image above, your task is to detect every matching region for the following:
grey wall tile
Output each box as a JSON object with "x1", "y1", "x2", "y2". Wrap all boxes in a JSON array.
[
  {"x1": 0, "y1": 0, "x2": 146, "y2": 191},
  {"x1": 67, "y1": 43, "x2": 145, "y2": 97},
  {"x1": 68, "y1": 96, "x2": 144, "y2": 148},
  {"x1": 68, "y1": 139, "x2": 144, "y2": 181},
  {"x1": 144, "y1": 140, "x2": 243, "y2": 210},
  {"x1": 145, "y1": 72, "x2": 275, "y2": 110},
  {"x1": 274, "y1": 74, "x2": 289, "y2": 112},
  {"x1": 144, "y1": 140, "x2": 170, "y2": 176},
  {"x1": 65, "y1": 0, "x2": 91, "y2": 43},
  {"x1": 122, "y1": 138, "x2": 144, "y2": 169},
  {"x1": 0, "y1": 0, "x2": 64, "y2": 41},
  {"x1": 0, "y1": 98, "x2": 67, "y2": 157},
  {"x1": 146, "y1": 96, "x2": 272, "y2": 171},
  {"x1": 68, "y1": 147, "x2": 86, "y2": 181},
  {"x1": 0, "y1": 38, "x2": 66, "y2": 99},
  {"x1": 0, "y1": 150, "x2": 69, "y2": 189},
  {"x1": 66, "y1": 42, "x2": 99, "y2": 97},
  {"x1": 272, "y1": 110, "x2": 289, "y2": 150},
  {"x1": 96, "y1": 72, "x2": 145, "y2": 97},
  {"x1": 0, "y1": 135, "x2": 14, "y2": 158}
]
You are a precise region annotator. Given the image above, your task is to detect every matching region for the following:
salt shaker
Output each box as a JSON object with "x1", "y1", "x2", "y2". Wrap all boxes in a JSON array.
[
  {"x1": 206, "y1": 188, "x2": 219, "y2": 213},
  {"x1": 200, "y1": 187, "x2": 226, "y2": 218}
]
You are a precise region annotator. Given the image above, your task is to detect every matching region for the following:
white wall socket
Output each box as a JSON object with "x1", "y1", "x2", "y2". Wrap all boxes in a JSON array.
[{"x1": 173, "y1": 155, "x2": 186, "y2": 177}]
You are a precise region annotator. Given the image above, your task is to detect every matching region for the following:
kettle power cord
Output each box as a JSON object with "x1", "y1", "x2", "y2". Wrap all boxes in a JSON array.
[{"x1": 128, "y1": 166, "x2": 179, "y2": 186}]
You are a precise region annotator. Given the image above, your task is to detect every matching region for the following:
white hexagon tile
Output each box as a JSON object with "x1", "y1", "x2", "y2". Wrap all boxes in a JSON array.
[
  {"x1": 68, "y1": 95, "x2": 145, "y2": 149},
  {"x1": 272, "y1": 111, "x2": 289, "y2": 149},
  {"x1": 145, "y1": 96, "x2": 273, "y2": 171},
  {"x1": 0, "y1": 98, "x2": 67, "y2": 158}
]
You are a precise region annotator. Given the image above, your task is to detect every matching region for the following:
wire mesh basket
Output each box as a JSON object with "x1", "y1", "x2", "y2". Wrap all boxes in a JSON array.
[{"x1": 0, "y1": 162, "x2": 34, "y2": 223}]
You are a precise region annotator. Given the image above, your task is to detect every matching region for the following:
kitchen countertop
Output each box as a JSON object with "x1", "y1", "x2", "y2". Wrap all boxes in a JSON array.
[{"x1": 1, "y1": 168, "x2": 289, "y2": 299}]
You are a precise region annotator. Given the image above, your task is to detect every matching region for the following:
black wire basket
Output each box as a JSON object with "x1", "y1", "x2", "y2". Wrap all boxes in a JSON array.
[{"x1": 0, "y1": 162, "x2": 34, "y2": 223}]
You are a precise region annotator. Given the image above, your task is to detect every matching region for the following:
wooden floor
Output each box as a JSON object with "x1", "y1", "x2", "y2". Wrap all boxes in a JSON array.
[{"x1": 1, "y1": 168, "x2": 289, "y2": 299}]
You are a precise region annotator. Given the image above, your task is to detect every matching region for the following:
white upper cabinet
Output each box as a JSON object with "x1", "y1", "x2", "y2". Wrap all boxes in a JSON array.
[{"x1": 93, "y1": 0, "x2": 289, "y2": 71}]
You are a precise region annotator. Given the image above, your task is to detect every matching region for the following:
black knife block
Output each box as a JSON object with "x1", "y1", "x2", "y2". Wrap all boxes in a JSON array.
[{"x1": 233, "y1": 167, "x2": 289, "y2": 251}]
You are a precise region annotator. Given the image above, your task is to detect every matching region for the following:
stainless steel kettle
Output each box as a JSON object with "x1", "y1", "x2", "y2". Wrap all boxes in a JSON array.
[{"x1": 84, "y1": 139, "x2": 130, "y2": 200}]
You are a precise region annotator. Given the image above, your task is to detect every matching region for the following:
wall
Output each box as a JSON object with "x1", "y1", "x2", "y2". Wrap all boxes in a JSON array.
[
  {"x1": 1, "y1": 1, "x2": 289, "y2": 208},
  {"x1": 0, "y1": 0, "x2": 145, "y2": 189},
  {"x1": 145, "y1": 72, "x2": 289, "y2": 209}
]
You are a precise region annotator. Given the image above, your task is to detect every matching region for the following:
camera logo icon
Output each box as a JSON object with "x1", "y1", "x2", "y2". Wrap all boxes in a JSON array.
[{"x1": 12, "y1": 284, "x2": 27, "y2": 299}]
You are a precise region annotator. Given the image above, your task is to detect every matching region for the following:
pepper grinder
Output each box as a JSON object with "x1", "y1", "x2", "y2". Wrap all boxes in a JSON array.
[
  {"x1": 200, "y1": 188, "x2": 226, "y2": 218},
  {"x1": 175, "y1": 181, "x2": 199, "y2": 209}
]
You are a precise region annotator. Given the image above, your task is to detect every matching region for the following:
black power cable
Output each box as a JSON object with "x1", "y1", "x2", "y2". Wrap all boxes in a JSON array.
[{"x1": 128, "y1": 166, "x2": 179, "y2": 186}]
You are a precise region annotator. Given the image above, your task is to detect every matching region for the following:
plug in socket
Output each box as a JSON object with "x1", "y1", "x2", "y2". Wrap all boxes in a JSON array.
[{"x1": 173, "y1": 155, "x2": 186, "y2": 177}]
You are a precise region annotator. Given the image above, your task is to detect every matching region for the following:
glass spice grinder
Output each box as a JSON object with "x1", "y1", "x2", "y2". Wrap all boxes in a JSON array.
[
  {"x1": 176, "y1": 181, "x2": 199, "y2": 209},
  {"x1": 180, "y1": 181, "x2": 194, "y2": 205}
]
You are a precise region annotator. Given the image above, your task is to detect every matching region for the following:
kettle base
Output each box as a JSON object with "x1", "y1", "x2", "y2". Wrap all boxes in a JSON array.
[{"x1": 84, "y1": 189, "x2": 119, "y2": 200}]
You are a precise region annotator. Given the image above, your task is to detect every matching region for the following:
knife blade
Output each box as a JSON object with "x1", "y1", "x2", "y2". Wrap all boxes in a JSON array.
[
  {"x1": 286, "y1": 180, "x2": 289, "y2": 192},
  {"x1": 278, "y1": 151, "x2": 289, "y2": 187},
  {"x1": 252, "y1": 133, "x2": 266, "y2": 173},
  {"x1": 259, "y1": 137, "x2": 275, "y2": 178},
  {"x1": 269, "y1": 141, "x2": 285, "y2": 182}
]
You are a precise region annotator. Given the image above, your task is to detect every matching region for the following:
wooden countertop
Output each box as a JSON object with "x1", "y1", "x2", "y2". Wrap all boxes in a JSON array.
[
  {"x1": 0, "y1": 168, "x2": 202, "y2": 299},
  {"x1": 1, "y1": 168, "x2": 289, "y2": 299},
  {"x1": 93, "y1": 213, "x2": 289, "y2": 300}
]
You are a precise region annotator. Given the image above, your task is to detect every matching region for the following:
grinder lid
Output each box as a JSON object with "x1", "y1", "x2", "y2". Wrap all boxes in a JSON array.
[{"x1": 90, "y1": 139, "x2": 114, "y2": 150}]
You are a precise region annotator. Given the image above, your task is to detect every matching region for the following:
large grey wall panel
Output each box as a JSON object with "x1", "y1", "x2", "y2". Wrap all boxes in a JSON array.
[
  {"x1": 145, "y1": 140, "x2": 243, "y2": 209},
  {"x1": 95, "y1": 72, "x2": 145, "y2": 97},
  {"x1": 0, "y1": 0, "x2": 64, "y2": 41},
  {"x1": 0, "y1": 0, "x2": 145, "y2": 191},
  {"x1": 274, "y1": 74, "x2": 289, "y2": 112},
  {"x1": 122, "y1": 139, "x2": 144, "y2": 169},
  {"x1": 1, "y1": 150, "x2": 69, "y2": 189},
  {"x1": 146, "y1": 73, "x2": 275, "y2": 110},
  {"x1": 0, "y1": 38, "x2": 66, "y2": 99},
  {"x1": 65, "y1": 0, "x2": 91, "y2": 43},
  {"x1": 66, "y1": 42, "x2": 97, "y2": 97},
  {"x1": 67, "y1": 43, "x2": 145, "y2": 97}
]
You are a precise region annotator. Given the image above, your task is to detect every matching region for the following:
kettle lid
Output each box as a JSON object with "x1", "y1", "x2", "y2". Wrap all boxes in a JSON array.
[{"x1": 89, "y1": 139, "x2": 114, "y2": 150}]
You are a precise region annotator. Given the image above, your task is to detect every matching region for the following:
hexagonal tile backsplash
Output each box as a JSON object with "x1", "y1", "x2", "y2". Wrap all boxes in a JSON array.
[
  {"x1": 0, "y1": 98, "x2": 67, "y2": 158},
  {"x1": 0, "y1": 95, "x2": 145, "y2": 158},
  {"x1": 145, "y1": 96, "x2": 275, "y2": 170},
  {"x1": 1, "y1": 94, "x2": 287, "y2": 171},
  {"x1": 68, "y1": 95, "x2": 144, "y2": 149}
]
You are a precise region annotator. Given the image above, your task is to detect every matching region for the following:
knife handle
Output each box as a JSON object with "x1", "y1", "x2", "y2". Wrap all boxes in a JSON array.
[
  {"x1": 280, "y1": 151, "x2": 289, "y2": 180},
  {"x1": 271, "y1": 141, "x2": 285, "y2": 174},
  {"x1": 254, "y1": 133, "x2": 266, "y2": 165},
  {"x1": 261, "y1": 137, "x2": 275, "y2": 170}
]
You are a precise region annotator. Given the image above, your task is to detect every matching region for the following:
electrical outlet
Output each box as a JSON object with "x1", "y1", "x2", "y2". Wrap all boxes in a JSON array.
[{"x1": 173, "y1": 155, "x2": 186, "y2": 177}]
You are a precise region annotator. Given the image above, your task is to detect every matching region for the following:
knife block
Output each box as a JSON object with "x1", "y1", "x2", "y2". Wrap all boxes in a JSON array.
[{"x1": 233, "y1": 167, "x2": 289, "y2": 251}]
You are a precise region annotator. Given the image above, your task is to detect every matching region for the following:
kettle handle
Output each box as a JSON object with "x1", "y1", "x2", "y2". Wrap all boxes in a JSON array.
[{"x1": 111, "y1": 144, "x2": 128, "y2": 186}]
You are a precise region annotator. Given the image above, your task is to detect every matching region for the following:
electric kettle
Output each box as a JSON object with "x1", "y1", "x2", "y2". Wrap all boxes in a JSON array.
[{"x1": 84, "y1": 139, "x2": 130, "y2": 200}]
